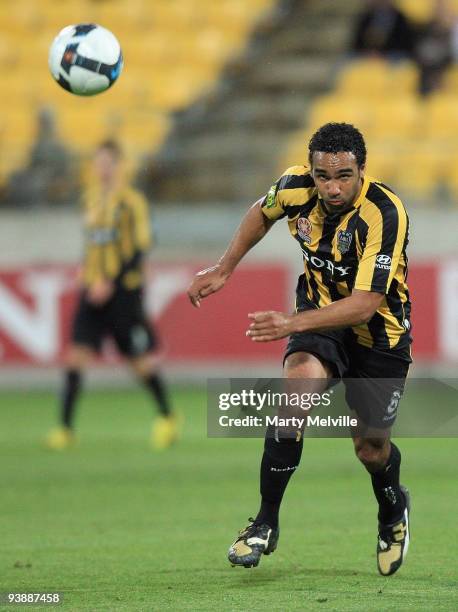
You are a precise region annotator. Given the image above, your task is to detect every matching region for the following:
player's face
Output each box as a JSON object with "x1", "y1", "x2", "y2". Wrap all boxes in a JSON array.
[
  {"x1": 93, "y1": 149, "x2": 120, "y2": 185},
  {"x1": 311, "y1": 151, "x2": 365, "y2": 214}
]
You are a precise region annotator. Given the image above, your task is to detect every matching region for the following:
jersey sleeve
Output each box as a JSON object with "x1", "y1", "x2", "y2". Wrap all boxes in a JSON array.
[
  {"x1": 261, "y1": 166, "x2": 315, "y2": 220},
  {"x1": 354, "y1": 202, "x2": 408, "y2": 294}
]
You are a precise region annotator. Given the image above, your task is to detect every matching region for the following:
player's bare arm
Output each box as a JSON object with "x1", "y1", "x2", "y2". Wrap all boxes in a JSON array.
[
  {"x1": 187, "y1": 198, "x2": 275, "y2": 307},
  {"x1": 247, "y1": 289, "x2": 384, "y2": 342}
]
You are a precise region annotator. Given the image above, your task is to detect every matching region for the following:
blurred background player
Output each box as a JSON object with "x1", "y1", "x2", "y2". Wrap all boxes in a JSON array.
[{"x1": 45, "y1": 139, "x2": 179, "y2": 451}]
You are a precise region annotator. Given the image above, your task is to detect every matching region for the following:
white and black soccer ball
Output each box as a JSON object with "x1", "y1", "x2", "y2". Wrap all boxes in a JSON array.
[{"x1": 49, "y1": 24, "x2": 123, "y2": 96}]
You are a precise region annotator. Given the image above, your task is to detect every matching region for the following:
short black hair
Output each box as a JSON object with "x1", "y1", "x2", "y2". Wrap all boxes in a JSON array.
[
  {"x1": 308, "y1": 122, "x2": 366, "y2": 168},
  {"x1": 96, "y1": 139, "x2": 123, "y2": 159}
]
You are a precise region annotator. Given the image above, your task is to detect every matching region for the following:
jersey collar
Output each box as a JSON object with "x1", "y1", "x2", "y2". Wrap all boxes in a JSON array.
[{"x1": 352, "y1": 174, "x2": 371, "y2": 210}]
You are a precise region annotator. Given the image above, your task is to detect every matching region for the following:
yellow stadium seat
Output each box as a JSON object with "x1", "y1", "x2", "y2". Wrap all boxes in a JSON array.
[
  {"x1": 0, "y1": 110, "x2": 37, "y2": 145},
  {"x1": 123, "y1": 35, "x2": 179, "y2": 68},
  {"x1": 193, "y1": 27, "x2": 236, "y2": 62},
  {"x1": 336, "y1": 59, "x2": 391, "y2": 97},
  {"x1": 399, "y1": 0, "x2": 458, "y2": 22},
  {"x1": 56, "y1": 109, "x2": 113, "y2": 150},
  {"x1": 421, "y1": 95, "x2": 458, "y2": 140},
  {"x1": 437, "y1": 145, "x2": 458, "y2": 199},
  {"x1": 397, "y1": 0, "x2": 455, "y2": 22},
  {"x1": 278, "y1": 130, "x2": 313, "y2": 171},
  {"x1": 0, "y1": 36, "x2": 17, "y2": 68},
  {"x1": 0, "y1": 151, "x2": 30, "y2": 183},
  {"x1": 0, "y1": 108, "x2": 36, "y2": 180},
  {"x1": 147, "y1": 68, "x2": 217, "y2": 110},
  {"x1": 208, "y1": 0, "x2": 274, "y2": 25},
  {"x1": 397, "y1": 0, "x2": 432, "y2": 22},
  {"x1": 114, "y1": 112, "x2": 171, "y2": 150},
  {"x1": 372, "y1": 97, "x2": 420, "y2": 139},
  {"x1": 69, "y1": 110, "x2": 170, "y2": 155},
  {"x1": 12, "y1": 33, "x2": 52, "y2": 71},
  {"x1": 337, "y1": 59, "x2": 419, "y2": 98},
  {"x1": 307, "y1": 95, "x2": 376, "y2": 138},
  {"x1": 442, "y1": 65, "x2": 458, "y2": 94},
  {"x1": 393, "y1": 144, "x2": 449, "y2": 199},
  {"x1": 1, "y1": 2, "x2": 43, "y2": 34},
  {"x1": 366, "y1": 144, "x2": 399, "y2": 186},
  {"x1": 389, "y1": 61, "x2": 418, "y2": 96}
]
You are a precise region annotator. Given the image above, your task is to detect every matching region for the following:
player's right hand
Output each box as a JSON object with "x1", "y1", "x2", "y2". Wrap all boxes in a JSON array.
[
  {"x1": 87, "y1": 279, "x2": 114, "y2": 306},
  {"x1": 187, "y1": 264, "x2": 230, "y2": 308}
]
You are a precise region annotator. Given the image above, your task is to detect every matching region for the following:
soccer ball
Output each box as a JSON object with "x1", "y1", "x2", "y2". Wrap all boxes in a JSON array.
[{"x1": 48, "y1": 24, "x2": 123, "y2": 96}]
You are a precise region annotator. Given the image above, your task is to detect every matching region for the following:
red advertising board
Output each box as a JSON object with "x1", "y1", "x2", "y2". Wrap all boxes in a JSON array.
[
  {"x1": 0, "y1": 261, "x2": 455, "y2": 365},
  {"x1": 0, "y1": 263, "x2": 288, "y2": 365}
]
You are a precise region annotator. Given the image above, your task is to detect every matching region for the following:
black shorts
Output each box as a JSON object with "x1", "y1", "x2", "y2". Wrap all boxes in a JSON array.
[
  {"x1": 72, "y1": 288, "x2": 159, "y2": 357},
  {"x1": 284, "y1": 276, "x2": 411, "y2": 429}
]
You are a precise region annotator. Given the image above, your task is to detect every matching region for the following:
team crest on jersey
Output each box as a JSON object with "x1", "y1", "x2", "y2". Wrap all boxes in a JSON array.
[
  {"x1": 297, "y1": 217, "x2": 312, "y2": 244},
  {"x1": 265, "y1": 184, "x2": 277, "y2": 208},
  {"x1": 337, "y1": 230, "x2": 353, "y2": 254}
]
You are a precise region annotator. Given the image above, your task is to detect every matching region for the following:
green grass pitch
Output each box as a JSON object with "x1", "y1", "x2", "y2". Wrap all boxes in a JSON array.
[{"x1": 1, "y1": 387, "x2": 457, "y2": 611}]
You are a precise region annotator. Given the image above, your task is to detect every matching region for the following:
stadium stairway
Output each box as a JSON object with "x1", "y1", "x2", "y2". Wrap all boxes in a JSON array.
[{"x1": 140, "y1": 0, "x2": 362, "y2": 203}]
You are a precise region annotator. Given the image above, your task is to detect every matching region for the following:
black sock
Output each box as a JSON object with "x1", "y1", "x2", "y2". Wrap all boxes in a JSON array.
[
  {"x1": 60, "y1": 369, "x2": 81, "y2": 429},
  {"x1": 255, "y1": 433, "x2": 303, "y2": 528},
  {"x1": 144, "y1": 373, "x2": 171, "y2": 417},
  {"x1": 370, "y1": 442, "x2": 405, "y2": 524}
]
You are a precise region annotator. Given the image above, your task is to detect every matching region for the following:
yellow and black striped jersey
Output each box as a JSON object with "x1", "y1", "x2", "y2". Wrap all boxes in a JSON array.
[
  {"x1": 261, "y1": 166, "x2": 411, "y2": 352},
  {"x1": 81, "y1": 184, "x2": 152, "y2": 290}
]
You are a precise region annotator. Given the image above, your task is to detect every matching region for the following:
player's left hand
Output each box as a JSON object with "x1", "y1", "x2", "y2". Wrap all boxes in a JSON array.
[{"x1": 246, "y1": 311, "x2": 296, "y2": 342}]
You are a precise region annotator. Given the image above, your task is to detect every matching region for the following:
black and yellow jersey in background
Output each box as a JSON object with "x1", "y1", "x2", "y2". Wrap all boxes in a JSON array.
[
  {"x1": 261, "y1": 166, "x2": 411, "y2": 353},
  {"x1": 81, "y1": 184, "x2": 152, "y2": 291}
]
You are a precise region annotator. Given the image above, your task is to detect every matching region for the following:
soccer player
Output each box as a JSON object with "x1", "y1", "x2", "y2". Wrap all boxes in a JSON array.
[
  {"x1": 46, "y1": 140, "x2": 179, "y2": 451},
  {"x1": 188, "y1": 123, "x2": 412, "y2": 576}
]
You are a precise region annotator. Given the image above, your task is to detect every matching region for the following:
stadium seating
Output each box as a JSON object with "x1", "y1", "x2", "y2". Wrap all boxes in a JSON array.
[
  {"x1": 0, "y1": 0, "x2": 275, "y2": 184},
  {"x1": 281, "y1": 57, "x2": 458, "y2": 203},
  {"x1": 398, "y1": 0, "x2": 458, "y2": 22}
]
